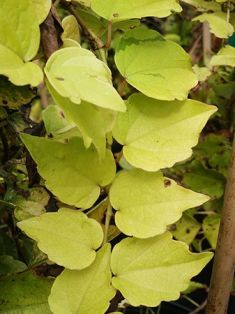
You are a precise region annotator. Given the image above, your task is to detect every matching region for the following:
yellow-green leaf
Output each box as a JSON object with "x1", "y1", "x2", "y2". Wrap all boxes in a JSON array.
[
  {"x1": 111, "y1": 232, "x2": 213, "y2": 307},
  {"x1": 91, "y1": 0, "x2": 182, "y2": 21},
  {"x1": 49, "y1": 244, "x2": 115, "y2": 314},
  {"x1": 202, "y1": 214, "x2": 220, "y2": 249},
  {"x1": 110, "y1": 169, "x2": 209, "y2": 238},
  {"x1": 171, "y1": 213, "x2": 201, "y2": 245},
  {"x1": 113, "y1": 93, "x2": 217, "y2": 171},
  {"x1": 32, "y1": 0, "x2": 52, "y2": 24},
  {"x1": 0, "y1": 44, "x2": 43, "y2": 86},
  {"x1": 0, "y1": 0, "x2": 43, "y2": 86},
  {"x1": 115, "y1": 28, "x2": 197, "y2": 101},
  {"x1": 20, "y1": 134, "x2": 116, "y2": 209},
  {"x1": 47, "y1": 81, "x2": 116, "y2": 157},
  {"x1": 62, "y1": 15, "x2": 81, "y2": 43},
  {"x1": 210, "y1": 45, "x2": 235, "y2": 67},
  {"x1": 18, "y1": 208, "x2": 103, "y2": 270},
  {"x1": 45, "y1": 47, "x2": 126, "y2": 112},
  {"x1": 0, "y1": 0, "x2": 40, "y2": 61},
  {"x1": 193, "y1": 13, "x2": 234, "y2": 38}
]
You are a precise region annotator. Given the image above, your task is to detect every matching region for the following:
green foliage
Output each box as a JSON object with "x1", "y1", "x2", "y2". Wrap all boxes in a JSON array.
[
  {"x1": 210, "y1": 45, "x2": 235, "y2": 67},
  {"x1": 0, "y1": 0, "x2": 233, "y2": 313},
  {"x1": 110, "y1": 169, "x2": 209, "y2": 238},
  {"x1": 193, "y1": 13, "x2": 234, "y2": 38},
  {"x1": 0, "y1": 272, "x2": 53, "y2": 313},
  {"x1": 18, "y1": 208, "x2": 104, "y2": 269},
  {"x1": 45, "y1": 47, "x2": 126, "y2": 111},
  {"x1": 111, "y1": 232, "x2": 213, "y2": 306},
  {"x1": 203, "y1": 214, "x2": 220, "y2": 249},
  {"x1": 115, "y1": 28, "x2": 198, "y2": 101},
  {"x1": 113, "y1": 93, "x2": 216, "y2": 171},
  {"x1": 0, "y1": 0, "x2": 44, "y2": 86},
  {"x1": 49, "y1": 244, "x2": 116, "y2": 314},
  {"x1": 91, "y1": 0, "x2": 182, "y2": 21},
  {"x1": 21, "y1": 134, "x2": 116, "y2": 208}
]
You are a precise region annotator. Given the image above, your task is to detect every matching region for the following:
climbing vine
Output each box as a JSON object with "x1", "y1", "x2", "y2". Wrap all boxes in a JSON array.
[{"x1": 0, "y1": 0, "x2": 235, "y2": 313}]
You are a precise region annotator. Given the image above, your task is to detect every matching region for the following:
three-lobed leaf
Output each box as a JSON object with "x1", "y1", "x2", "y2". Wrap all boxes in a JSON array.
[
  {"x1": 113, "y1": 93, "x2": 217, "y2": 171},
  {"x1": 18, "y1": 208, "x2": 103, "y2": 270},
  {"x1": 111, "y1": 232, "x2": 213, "y2": 307},
  {"x1": 49, "y1": 244, "x2": 116, "y2": 314},
  {"x1": 115, "y1": 28, "x2": 198, "y2": 101},
  {"x1": 21, "y1": 133, "x2": 116, "y2": 209},
  {"x1": 110, "y1": 169, "x2": 209, "y2": 238}
]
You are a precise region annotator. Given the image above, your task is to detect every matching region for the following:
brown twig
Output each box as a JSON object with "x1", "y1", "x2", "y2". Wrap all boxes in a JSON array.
[
  {"x1": 105, "y1": 21, "x2": 112, "y2": 49},
  {"x1": 61, "y1": 1, "x2": 104, "y2": 49},
  {"x1": 40, "y1": 7, "x2": 60, "y2": 60},
  {"x1": 206, "y1": 135, "x2": 235, "y2": 314}
]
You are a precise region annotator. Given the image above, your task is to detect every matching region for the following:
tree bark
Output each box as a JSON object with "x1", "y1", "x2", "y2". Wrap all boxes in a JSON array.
[{"x1": 206, "y1": 136, "x2": 235, "y2": 314}]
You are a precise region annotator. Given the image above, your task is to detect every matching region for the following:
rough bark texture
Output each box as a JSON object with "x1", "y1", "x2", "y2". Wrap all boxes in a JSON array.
[{"x1": 206, "y1": 137, "x2": 235, "y2": 314}]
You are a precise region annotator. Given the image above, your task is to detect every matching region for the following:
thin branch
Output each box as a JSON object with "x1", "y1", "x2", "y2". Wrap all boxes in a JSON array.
[
  {"x1": 190, "y1": 299, "x2": 207, "y2": 314},
  {"x1": 206, "y1": 135, "x2": 235, "y2": 314},
  {"x1": 62, "y1": 1, "x2": 104, "y2": 49},
  {"x1": 105, "y1": 21, "x2": 112, "y2": 49},
  {"x1": 203, "y1": 22, "x2": 212, "y2": 67},
  {"x1": 102, "y1": 201, "x2": 113, "y2": 245}
]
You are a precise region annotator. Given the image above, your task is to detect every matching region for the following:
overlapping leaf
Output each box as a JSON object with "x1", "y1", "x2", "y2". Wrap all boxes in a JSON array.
[
  {"x1": 210, "y1": 45, "x2": 235, "y2": 67},
  {"x1": 202, "y1": 214, "x2": 220, "y2": 249},
  {"x1": 91, "y1": 0, "x2": 182, "y2": 21},
  {"x1": 49, "y1": 244, "x2": 115, "y2": 314},
  {"x1": 110, "y1": 169, "x2": 209, "y2": 238},
  {"x1": 0, "y1": 44, "x2": 43, "y2": 86},
  {"x1": 181, "y1": 0, "x2": 220, "y2": 11},
  {"x1": 113, "y1": 93, "x2": 217, "y2": 171},
  {"x1": 32, "y1": 0, "x2": 52, "y2": 24},
  {"x1": 47, "y1": 82, "x2": 116, "y2": 157},
  {"x1": 62, "y1": 15, "x2": 80, "y2": 43},
  {"x1": 0, "y1": 0, "x2": 43, "y2": 86},
  {"x1": 45, "y1": 47, "x2": 126, "y2": 111},
  {"x1": 115, "y1": 28, "x2": 198, "y2": 101},
  {"x1": 193, "y1": 13, "x2": 234, "y2": 38},
  {"x1": 18, "y1": 208, "x2": 103, "y2": 270},
  {"x1": 171, "y1": 213, "x2": 201, "y2": 245},
  {"x1": 111, "y1": 232, "x2": 213, "y2": 306},
  {"x1": 21, "y1": 134, "x2": 116, "y2": 208}
]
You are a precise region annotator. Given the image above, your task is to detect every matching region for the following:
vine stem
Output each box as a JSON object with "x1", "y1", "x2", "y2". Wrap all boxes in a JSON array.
[
  {"x1": 206, "y1": 136, "x2": 235, "y2": 314},
  {"x1": 202, "y1": 22, "x2": 211, "y2": 67},
  {"x1": 62, "y1": 1, "x2": 104, "y2": 49},
  {"x1": 102, "y1": 200, "x2": 113, "y2": 246}
]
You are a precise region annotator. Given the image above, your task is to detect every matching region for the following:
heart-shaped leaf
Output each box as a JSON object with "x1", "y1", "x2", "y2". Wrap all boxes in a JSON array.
[
  {"x1": 45, "y1": 47, "x2": 126, "y2": 111},
  {"x1": 115, "y1": 28, "x2": 197, "y2": 101},
  {"x1": 111, "y1": 232, "x2": 213, "y2": 306},
  {"x1": 18, "y1": 208, "x2": 103, "y2": 270},
  {"x1": 21, "y1": 134, "x2": 116, "y2": 209},
  {"x1": 113, "y1": 93, "x2": 217, "y2": 171},
  {"x1": 110, "y1": 169, "x2": 209, "y2": 238},
  {"x1": 49, "y1": 244, "x2": 115, "y2": 314}
]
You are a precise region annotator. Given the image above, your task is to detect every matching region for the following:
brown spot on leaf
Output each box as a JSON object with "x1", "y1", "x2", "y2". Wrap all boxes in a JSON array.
[
  {"x1": 164, "y1": 179, "x2": 171, "y2": 188},
  {"x1": 55, "y1": 77, "x2": 64, "y2": 81}
]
